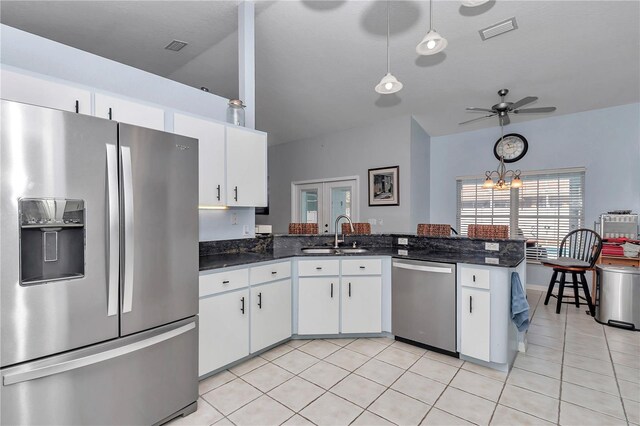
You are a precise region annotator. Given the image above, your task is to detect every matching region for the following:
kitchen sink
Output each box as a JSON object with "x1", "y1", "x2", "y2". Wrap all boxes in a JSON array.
[
  {"x1": 337, "y1": 248, "x2": 369, "y2": 254},
  {"x1": 300, "y1": 247, "x2": 369, "y2": 255},
  {"x1": 301, "y1": 247, "x2": 337, "y2": 254}
]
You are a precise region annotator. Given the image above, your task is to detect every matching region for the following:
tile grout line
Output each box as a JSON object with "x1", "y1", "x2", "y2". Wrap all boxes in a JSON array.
[{"x1": 603, "y1": 325, "x2": 631, "y2": 424}]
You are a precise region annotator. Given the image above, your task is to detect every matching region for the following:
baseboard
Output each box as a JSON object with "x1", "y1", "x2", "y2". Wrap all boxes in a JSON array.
[{"x1": 526, "y1": 284, "x2": 548, "y2": 292}]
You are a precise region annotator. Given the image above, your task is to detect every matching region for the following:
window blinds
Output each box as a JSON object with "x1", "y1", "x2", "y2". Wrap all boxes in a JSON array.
[{"x1": 456, "y1": 169, "x2": 585, "y2": 261}]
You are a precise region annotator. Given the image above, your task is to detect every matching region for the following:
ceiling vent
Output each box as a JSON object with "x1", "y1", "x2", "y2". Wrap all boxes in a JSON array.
[
  {"x1": 479, "y1": 17, "x2": 518, "y2": 41},
  {"x1": 164, "y1": 40, "x2": 188, "y2": 52}
]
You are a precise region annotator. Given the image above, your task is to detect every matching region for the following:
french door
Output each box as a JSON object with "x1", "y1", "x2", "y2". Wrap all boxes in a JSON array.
[{"x1": 292, "y1": 177, "x2": 359, "y2": 234}]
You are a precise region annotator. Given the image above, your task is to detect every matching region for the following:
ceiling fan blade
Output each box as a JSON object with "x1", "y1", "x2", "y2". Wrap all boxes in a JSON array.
[
  {"x1": 510, "y1": 96, "x2": 538, "y2": 110},
  {"x1": 459, "y1": 114, "x2": 496, "y2": 125},
  {"x1": 500, "y1": 114, "x2": 510, "y2": 126},
  {"x1": 466, "y1": 107, "x2": 495, "y2": 113},
  {"x1": 514, "y1": 107, "x2": 557, "y2": 114}
]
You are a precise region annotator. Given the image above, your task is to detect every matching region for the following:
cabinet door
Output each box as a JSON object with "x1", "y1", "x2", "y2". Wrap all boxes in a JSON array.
[
  {"x1": 298, "y1": 277, "x2": 339, "y2": 335},
  {"x1": 1, "y1": 69, "x2": 91, "y2": 114},
  {"x1": 94, "y1": 93, "x2": 164, "y2": 131},
  {"x1": 225, "y1": 127, "x2": 267, "y2": 207},
  {"x1": 251, "y1": 280, "x2": 292, "y2": 353},
  {"x1": 460, "y1": 287, "x2": 490, "y2": 362},
  {"x1": 199, "y1": 289, "x2": 249, "y2": 376},
  {"x1": 174, "y1": 113, "x2": 226, "y2": 207},
  {"x1": 341, "y1": 277, "x2": 382, "y2": 334}
]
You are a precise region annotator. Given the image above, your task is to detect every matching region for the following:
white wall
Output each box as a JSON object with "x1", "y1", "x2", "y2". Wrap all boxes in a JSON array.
[
  {"x1": 1, "y1": 24, "x2": 256, "y2": 241},
  {"x1": 256, "y1": 115, "x2": 430, "y2": 234},
  {"x1": 429, "y1": 103, "x2": 640, "y2": 285}
]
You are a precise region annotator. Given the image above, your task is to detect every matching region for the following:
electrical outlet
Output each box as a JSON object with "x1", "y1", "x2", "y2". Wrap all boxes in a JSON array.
[
  {"x1": 243, "y1": 225, "x2": 249, "y2": 235},
  {"x1": 379, "y1": 219, "x2": 384, "y2": 226},
  {"x1": 231, "y1": 213, "x2": 238, "y2": 225},
  {"x1": 485, "y1": 242, "x2": 499, "y2": 251},
  {"x1": 398, "y1": 249, "x2": 409, "y2": 256},
  {"x1": 398, "y1": 237, "x2": 409, "y2": 245},
  {"x1": 485, "y1": 257, "x2": 499, "y2": 265},
  {"x1": 369, "y1": 218, "x2": 377, "y2": 225}
]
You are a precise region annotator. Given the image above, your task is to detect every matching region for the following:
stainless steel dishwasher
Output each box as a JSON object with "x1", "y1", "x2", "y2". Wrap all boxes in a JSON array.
[{"x1": 392, "y1": 259, "x2": 457, "y2": 354}]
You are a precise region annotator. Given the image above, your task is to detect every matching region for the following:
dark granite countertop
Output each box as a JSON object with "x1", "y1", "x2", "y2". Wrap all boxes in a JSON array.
[{"x1": 199, "y1": 246, "x2": 524, "y2": 271}]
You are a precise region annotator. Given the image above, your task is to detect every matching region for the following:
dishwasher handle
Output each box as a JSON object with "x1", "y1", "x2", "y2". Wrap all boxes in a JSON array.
[{"x1": 392, "y1": 261, "x2": 452, "y2": 274}]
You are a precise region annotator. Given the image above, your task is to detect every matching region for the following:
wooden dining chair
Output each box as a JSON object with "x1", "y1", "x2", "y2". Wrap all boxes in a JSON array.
[
  {"x1": 288, "y1": 223, "x2": 318, "y2": 234},
  {"x1": 542, "y1": 228, "x2": 603, "y2": 315},
  {"x1": 341, "y1": 222, "x2": 371, "y2": 235},
  {"x1": 467, "y1": 224, "x2": 510, "y2": 239},
  {"x1": 417, "y1": 224, "x2": 451, "y2": 237}
]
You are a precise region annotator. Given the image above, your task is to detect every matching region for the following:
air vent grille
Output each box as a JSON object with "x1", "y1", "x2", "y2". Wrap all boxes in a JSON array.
[
  {"x1": 164, "y1": 40, "x2": 188, "y2": 51},
  {"x1": 479, "y1": 17, "x2": 518, "y2": 41}
]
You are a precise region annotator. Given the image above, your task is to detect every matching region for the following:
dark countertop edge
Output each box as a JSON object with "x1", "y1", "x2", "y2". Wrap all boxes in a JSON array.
[{"x1": 199, "y1": 249, "x2": 525, "y2": 272}]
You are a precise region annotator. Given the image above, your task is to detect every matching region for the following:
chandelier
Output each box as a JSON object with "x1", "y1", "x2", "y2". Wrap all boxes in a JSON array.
[{"x1": 483, "y1": 122, "x2": 523, "y2": 190}]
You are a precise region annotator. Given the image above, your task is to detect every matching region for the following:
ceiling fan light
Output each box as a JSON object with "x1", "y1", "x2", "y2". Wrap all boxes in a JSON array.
[
  {"x1": 461, "y1": 0, "x2": 490, "y2": 7},
  {"x1": 375, "y1": 72, "x2": 403, "y2": 94},
  {"x1": 416, "y1": 29, "x2": 447, "y2": 55}
]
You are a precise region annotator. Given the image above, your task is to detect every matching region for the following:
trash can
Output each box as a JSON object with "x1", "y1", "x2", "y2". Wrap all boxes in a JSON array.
[{"x1": 596, "y1": 265, "x2": 640, "y2": 331}]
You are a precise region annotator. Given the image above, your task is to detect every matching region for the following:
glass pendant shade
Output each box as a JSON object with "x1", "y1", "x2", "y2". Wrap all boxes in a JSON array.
[
  {"x1": 461, "y1": 0, "x2": 490, "y2": 7},
  {"x1": 511, "y1": 175, "x2": 523, "y2": 188},
  {"x1": 375, "y1": 73, "x2": 403, "y2": 94},
  {"x1": 416, "y1": 29, "x2": 447, "y2": 55},
  {"x1": 483, "y1": 176, "x2": 494, "y2": 189}
]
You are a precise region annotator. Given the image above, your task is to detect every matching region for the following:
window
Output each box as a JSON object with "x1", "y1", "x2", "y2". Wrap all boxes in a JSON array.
[{"x1": 457, "y1": 168, "x2": 585, "y2": 261}]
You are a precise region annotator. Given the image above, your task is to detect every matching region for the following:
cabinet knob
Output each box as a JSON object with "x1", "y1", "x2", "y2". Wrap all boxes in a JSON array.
[{"x1": 222, "y1": 280, "x2": 230, "y2": 284}]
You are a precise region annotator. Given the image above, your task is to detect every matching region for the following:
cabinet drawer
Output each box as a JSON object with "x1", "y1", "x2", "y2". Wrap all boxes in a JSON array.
[
  {"x1": 199, "y1": 268, "x2": 249, "y2": 297},
  {"x1": 298, "y1": 259, "x2": 340, "y2": 276},
  {"x1": 460, "y1": 267, "x2": 490, "y2": 290},
  {"x1": 250, "y1": 261, "x2": 291, "y2": 285},
  {"x1": 342, "y1": 259, "x2": 382, "y2": 276}
]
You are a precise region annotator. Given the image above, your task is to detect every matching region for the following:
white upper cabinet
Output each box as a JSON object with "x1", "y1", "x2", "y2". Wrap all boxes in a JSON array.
[
  {"x1": 226, "y1": 126, "x2": 267, "y2": 207},
  {"x1": 94, "y1": 93, "x2": 165, "y2": 131},
  {"x1": 174, "y1": 113, "x2": 226, "y2": 207},
  {"x1": 1, "y1": 69, "x2": 91, "y2": 114}
]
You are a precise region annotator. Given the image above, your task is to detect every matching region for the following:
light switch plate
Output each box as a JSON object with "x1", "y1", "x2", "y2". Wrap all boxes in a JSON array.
[
  {"x1": 398, "y1": 249, "x2": 409, "y2": 256},
  {"x1": 485, "y1": 242, "x2": 499, "y2": 251},
  {"x1": 398, "y1": 237, "x2": 409, "y2": 245},
  {"x1": 485, "y1": 257, "x2": 499, "y2": 265}
]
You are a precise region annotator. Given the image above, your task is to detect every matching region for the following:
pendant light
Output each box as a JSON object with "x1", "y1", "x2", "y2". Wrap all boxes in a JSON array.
[
  {"x1": 461, "y1": 0, "x2": 490, "y2": 7},
  {"x1": 416, "y1": 0, "x2": 447, "y2": 55},
  {"x1": 375, "y1": 0, "x2": 403, "y2": 94}
]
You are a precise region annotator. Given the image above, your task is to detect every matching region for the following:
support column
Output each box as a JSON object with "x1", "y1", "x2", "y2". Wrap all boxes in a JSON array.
[{"x1": 238, "y1": 1, "x2": 255, "y2": 129}]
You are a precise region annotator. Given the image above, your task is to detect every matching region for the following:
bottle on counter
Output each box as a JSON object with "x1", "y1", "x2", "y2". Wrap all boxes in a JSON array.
[{"x1": 226, "y1": 99, "x2": 246, "y2": 127}]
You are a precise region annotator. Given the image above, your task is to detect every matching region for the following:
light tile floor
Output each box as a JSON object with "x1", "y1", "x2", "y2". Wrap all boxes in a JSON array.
[{"x1": 171, "y1": 290, "x2": 640, "y2": 426}]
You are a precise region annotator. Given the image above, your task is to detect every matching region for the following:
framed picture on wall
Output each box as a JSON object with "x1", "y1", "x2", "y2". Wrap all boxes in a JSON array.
[{"x1": 368, "y1": 166, "x2": 399, "y2": 206}]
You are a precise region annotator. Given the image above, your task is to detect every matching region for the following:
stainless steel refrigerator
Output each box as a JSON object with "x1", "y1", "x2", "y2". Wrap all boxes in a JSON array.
[{"x1": 1, "y1": 99, "x2": 199, "y2": 425}]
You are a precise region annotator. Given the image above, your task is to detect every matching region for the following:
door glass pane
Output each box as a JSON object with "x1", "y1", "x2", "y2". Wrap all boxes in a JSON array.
[
  {"x1": 330, "y1": 187, "x2": 351, "y2": 232},
  {"x1": 300, "y1": 189, "x2": 319, "y2": 224}
]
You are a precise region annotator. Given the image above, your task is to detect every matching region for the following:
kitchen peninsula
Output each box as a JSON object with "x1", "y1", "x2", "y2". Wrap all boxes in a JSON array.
[{"x1": 198, "y1": 234, "x2": 526, "y2": 379}]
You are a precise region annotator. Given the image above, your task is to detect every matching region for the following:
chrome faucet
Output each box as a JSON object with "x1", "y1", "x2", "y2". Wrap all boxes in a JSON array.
[{"x1": 334, "y1": 214, "x2": 355, "y2": 248}]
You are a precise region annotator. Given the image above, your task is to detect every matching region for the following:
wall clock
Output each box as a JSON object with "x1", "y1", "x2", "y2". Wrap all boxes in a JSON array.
[{"x1": 494, "y1": 133, "x2": 528, "y2": 163}]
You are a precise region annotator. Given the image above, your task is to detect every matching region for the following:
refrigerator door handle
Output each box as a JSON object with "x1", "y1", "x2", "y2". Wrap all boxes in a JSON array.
[
  {"x1": 121, "y1": 145, "x2": 135, "y2": 313},
  {"x1": 2, "y1": 322, "x2": 195, "y2": 386},
  {"x1": 106, "y1": 144, "x2": 119, "y2": 317}
]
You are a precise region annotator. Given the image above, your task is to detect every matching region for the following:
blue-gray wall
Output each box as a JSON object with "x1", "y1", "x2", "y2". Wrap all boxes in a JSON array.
[{"x1": 429, "y1": 103, "x2": 640, "y2": 285}]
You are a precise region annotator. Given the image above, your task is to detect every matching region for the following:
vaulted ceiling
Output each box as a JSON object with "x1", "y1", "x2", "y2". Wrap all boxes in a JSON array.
[{"x1": 2, "y1": 1, "x2": 639, "y2": 145}]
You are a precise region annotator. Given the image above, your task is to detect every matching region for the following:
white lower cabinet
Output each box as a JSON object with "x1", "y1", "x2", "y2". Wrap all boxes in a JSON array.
[
  {"x1": 298, "y1": 277, "x2": 339, "y2": 335},
  {"x1": 460, "y1": 286, "x2": 491, "y2": 361},
  {"x1": 250, "y1": 280, "x2": 292, "y2": 353},
  {"x1": 199, "y1": 289, "x2": 249, "y2": 376},
  {"x1": 341, "y1": 276, "x2": 382, "y2": 333}
]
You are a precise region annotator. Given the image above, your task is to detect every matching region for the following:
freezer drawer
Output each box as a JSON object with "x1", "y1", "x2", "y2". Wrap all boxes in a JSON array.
[{"x1": 1, "y1": 317, "x2": 198, "y2": 426}]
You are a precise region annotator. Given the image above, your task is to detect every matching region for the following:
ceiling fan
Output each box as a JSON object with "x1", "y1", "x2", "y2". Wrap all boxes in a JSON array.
[{"x1": 459, "y1": 89, "x2": 557, "y2": 126}]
